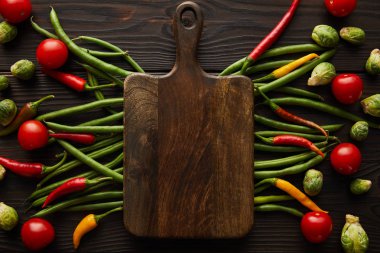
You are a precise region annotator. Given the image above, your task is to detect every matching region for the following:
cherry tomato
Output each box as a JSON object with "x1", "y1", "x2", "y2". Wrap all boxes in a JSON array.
[
  {"x1": 21, "y1": 218, "x2": 55, "y2": 251},
  {"x1": 324, "y1": 0, "x2": 357, "y2": 17},
  {"x1": 332, "y1": 74, "x2": 363, "y2": 104},
  {"x1": 18, "y1": 120, "x2": 49, "y2": 150},
  {"x1": 301, "y1": 212, "x2": 333, "y2": 243},
  {"x1": 330, "y1": 143, "x2": 362, "y2": 175},
  {"x1": 0, "y1": 0, "x2": 32, "y2": 24},
  {"x1": 36, "y1": 39, "x2": 69, "y2": 69}
]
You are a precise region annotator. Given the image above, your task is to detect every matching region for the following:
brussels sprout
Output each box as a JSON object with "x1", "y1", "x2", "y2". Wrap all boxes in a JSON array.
[
  {"x1": 341, "y1": 214, "x2": 369, "y2": 253},
  {"x1": 0, "y1": 75, "x2": 9, "y2": 91},
  {"x1": 340, "y1": 27, "x2": 366, "y2": 46},
  {"x1": 0, "y1": 165, "x2": 5, "y2": 181},
  {"x1": 0, "y1": 202, "x2": 18, "y2": 231},
  {"x1": 312, "y1": 25, "x2": 340, "y2": 48},
  {"x1": 0, "y1": 21, "x2": 17, "y2": 44},
  {"x1": 361, "y1": 94, "x2": 380, "y2": 117},
  {"x1": 308, "y1": 62, "x2": 336, "y2": 86},
  {"x1": 350, "y1": 179, "x2": 372, "y2": 195},
  {"x1": 365, "y1": 49, "x2": 380, "y2": 75},
  {"x1": 303, "y1": 169, "x2": 323, "y2": 196},
  {"x1": 0, "y1": 99, "x2": 17, "y2": 127},
  {"x1": 10, "y1": 59, "x2": 36, "y2": 80},
  {"x1": 350, "y1": 121, "x2": 369, "y2": 142}
]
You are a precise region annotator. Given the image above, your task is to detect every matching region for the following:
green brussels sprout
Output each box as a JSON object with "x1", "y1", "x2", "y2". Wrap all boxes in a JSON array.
[
  {"x1": 10, "y1": 59, "x2": 36, "y2": 80},
  {"x1": 303, "y1": 169, "x2": 323, "y2": 196},
  {"x1": 0, "y1": 165, "x2": 5, "y2": 181},
  {"x1": 365, "y1": 49, "x2": 380, "y2": 75},
  {"x1": 0, "y1": 202, "x2": 18, "y2": 231},
  {"x1": 340, "y1": 27, "x2": 366, "y2": 45},
  {"x1": 0, "y1": 21, "x2": 17, "y2": 44},
  {"x1": 0, "y1": 75, "x2": 9, "y2": 91},
  {"x1": 312, "y1": 25, "x2": 340, "y2": 48},
  {"x1": 0, "y1": 99, "x2": 17, "y2": 127},
  {"x1": 350, "y1": 179, "x2": 372, "y2": 195},
  {"x1": 350, "y1": 121, "x2": 369, "y2": 141},
  {"x1": 361, "y1": 94, "x2": 380, "y2": 117},
  {"x1": 341, "y1": 214, "x2": 369, "y2": 253},
  {"x1": 308, "y1": 62, "x2": 336, "y2": 86}
]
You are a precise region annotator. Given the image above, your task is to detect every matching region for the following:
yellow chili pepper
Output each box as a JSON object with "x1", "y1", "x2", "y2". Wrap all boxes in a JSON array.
[
  {"x1": 72, "y1": 206, "x2": 122, "y2": 250},
  {"x1": 253, "y1": 53, "x2": 319, "y2": 83},
  {"x1": 255, "y1": 178, "x2": 326, "y2": 213}
]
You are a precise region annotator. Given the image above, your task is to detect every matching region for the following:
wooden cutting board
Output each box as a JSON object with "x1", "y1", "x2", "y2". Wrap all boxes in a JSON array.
[{"x1": 123, "y1": 1, "x2": 254, "y2": 239}]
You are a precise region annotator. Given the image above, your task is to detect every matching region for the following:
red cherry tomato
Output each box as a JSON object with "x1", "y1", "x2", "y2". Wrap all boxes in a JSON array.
[
  {"x1": 18, "y1": 120, "x2": 49, "y2": 150},
  {"x1": 21, "y1": 218, "x2": 55, "y2": 251},
  {"x1": 301, "y1": 212, "x2": 333, "y2": 243},
  {"x1": 0, "y1": 0, "x2": 32, "y2": 24},
  {"x1": 330, "y1": 143, "x2": 362, "y2": 175},
  {"x1": 324, "y1": 0, "x2": 357, "y2": 17},
  {"x1": 332, "y1": 74, "x2": 363, "y2": 104},
  {"x1": 36, "y1": 39, "x2": 69, "y2": 69}
]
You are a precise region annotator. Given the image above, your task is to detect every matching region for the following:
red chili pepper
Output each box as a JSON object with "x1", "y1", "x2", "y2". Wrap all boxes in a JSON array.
[
  {"x1": 42, "y1": 177, "x2": 112, "y2": 208},
  {"x1": 42, "y1": 69, "x2": 117, "y2": 92},
  {"x1": 259, "y1": 89, "x2": 328, "y2": 137},
  {"x1": 240, "y1": 0, "x2": 301, "y2": 74},
  {"x1": 256, "y1": 134, "x2": 325, "y2": 158},
  {"x1": 0, "y1": 95, "x2": 54, "y2": 137},
  {"x1": 49, "y1": 133, "x2": 96, "y2": 145},
  {"x1": 0, "y1": 153, "x2": 67, "y2": 178}
]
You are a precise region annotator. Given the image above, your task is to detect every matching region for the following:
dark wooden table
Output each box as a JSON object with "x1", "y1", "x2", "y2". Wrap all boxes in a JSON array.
[{"x1": 1, "y1": 0, "x2": 380, "y2": 252}]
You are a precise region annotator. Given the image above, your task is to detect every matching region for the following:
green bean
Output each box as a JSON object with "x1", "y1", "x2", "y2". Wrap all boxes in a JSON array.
[
  {"x1": 45, "y1": 121, "x2": 123, "y2": 134},
  {"x1": 254, "y1": 150, "x2": 319, "y2": 170},
  {"x1": 234, "y1": 60, "x2": 293, "y2": 75},
  {"x1": 57, "y1": 140, "x2": 123, "y2": 183},
  {"x1": 38, "y1": 141, "x2": 124, "y2": 187},
  {"x1": 254, "y1": 83, "x2": 324, "y2": 101},
  {"x1": 55, "y1": 135, "x2": 122, "y2": 158},
  {"x1": 255, "y1": 204, "x2": 303, "y2": 218},
  {"x1": 254, "y1": 195, "x2": 294, "y2": 205},
  {"x1": 31, "y1": 191, "x2": 123, "y2": 217},
  {"x1": 50, "y1": 8, "x2": 131, "y2": 77},
  {"x1": 254, "y1": 153, "x2": 325, "y2": 179},
  {"x1": 268, "y1": 97, "x2": 380, "y2": 129},
  {"x1": 257, "y1": 49, "x2": 336, "y2": 94},
  {"x1": 74, "y1": 35, "x2": 144, "y2": 73},
  {"x1": 64, "y1": 201, "x2": 123, "y2": 212},
  {"x1": 79, "y1": 112, "x2": 123, "y2": 127},
  {"x1": 254, "y1": 114, "x2": 344, "y2": 134},
  {"x1": 254, "y1": 184, "x2": 272, "y2": 195},
  {"x1": 255, "y1": 131, "x2": 337, "y2": 142},
  {"x1": 35, "y1": 98, "x2": 123, "y2": 121},
  {"x1": 254, "y1": 141, "x2": 326, "y2": 153},
  {"x1": 31, "y1": 17, "x2": 126, "y2": 58},
  {"x1": 219, "y1": 44, "x2": 326, "y2": 76},
  {"x1": 29, "y1": 167, "x2": 123, "y2": 201},
  {"x1": 81, "y1": 63, "x2": 124, "y2": 87}
]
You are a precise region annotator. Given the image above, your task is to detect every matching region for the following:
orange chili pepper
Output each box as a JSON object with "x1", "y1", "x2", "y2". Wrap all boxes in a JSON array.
[
  {"x1": 73, "y1": 207, "x2": 122, "y2": 250},
  {"x1": 255, "y1": 178, "x2": 327, "y2": 213}
]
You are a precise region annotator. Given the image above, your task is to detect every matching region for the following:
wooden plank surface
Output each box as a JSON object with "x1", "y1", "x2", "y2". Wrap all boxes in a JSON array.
[{"x1": 1, "y1": 0, "x2": 380, "y2": 252}]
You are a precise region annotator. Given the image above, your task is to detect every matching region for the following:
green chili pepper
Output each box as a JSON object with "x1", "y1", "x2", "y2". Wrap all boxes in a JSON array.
[{"x1": 50, "y1": 8, "x2": 131, "y2": 77}]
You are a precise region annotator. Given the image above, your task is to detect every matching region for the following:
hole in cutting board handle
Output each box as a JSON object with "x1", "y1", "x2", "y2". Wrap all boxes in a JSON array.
[{"x1": 180, "y1": 8, "x2": 196, "y2": 29}]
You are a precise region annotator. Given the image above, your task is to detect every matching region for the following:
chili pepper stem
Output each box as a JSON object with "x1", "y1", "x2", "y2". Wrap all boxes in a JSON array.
[
  {"x1": 42, "y1": 152, "x2": 68, "y2": 174},
  {"x1": 94, "y1": 206, "x2": 123, "y2": 223},
  {"x1": 31, "y1": 94, "x2": 55, "y2": 108}
]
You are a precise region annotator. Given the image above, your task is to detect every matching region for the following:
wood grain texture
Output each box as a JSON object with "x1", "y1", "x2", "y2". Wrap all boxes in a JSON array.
[
  {"x1": 124, "y1": 2, "x2": 253, "y2": 238},
  {"x1": 1, "y1": 0, "x2": 380, "y2": 252}
]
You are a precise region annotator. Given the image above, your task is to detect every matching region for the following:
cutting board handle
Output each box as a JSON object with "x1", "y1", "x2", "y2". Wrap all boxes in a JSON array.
[{"x1": 173, "y1": 1, "x2": 203, "y2": 69}]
